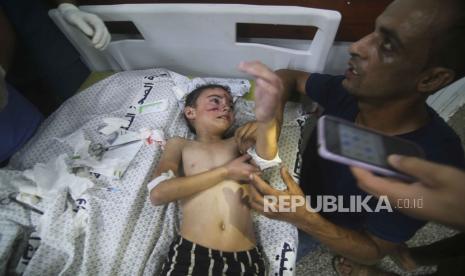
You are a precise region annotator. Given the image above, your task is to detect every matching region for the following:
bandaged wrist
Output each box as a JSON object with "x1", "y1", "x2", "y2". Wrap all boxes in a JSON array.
[
  {"x1": 147, "y1": 170, "x2": 175, "y2": 192},
  {"x1": 247, "y1": 147, "x2": 281, "y2": 170}
]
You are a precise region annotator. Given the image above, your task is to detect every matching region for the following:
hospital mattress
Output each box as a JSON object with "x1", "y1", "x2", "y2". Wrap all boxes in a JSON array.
[{"x1": 0, "y1": 68, "x2": 309, "y2": 275}]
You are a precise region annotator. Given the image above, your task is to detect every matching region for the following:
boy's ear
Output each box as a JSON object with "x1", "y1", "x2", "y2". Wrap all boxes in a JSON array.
[
  {"x1": 417, "y1": 67, "x2": 455, "y2": 95},
  {"x1": 184, "y1": 106, "x2": 196, "y2": 120}
]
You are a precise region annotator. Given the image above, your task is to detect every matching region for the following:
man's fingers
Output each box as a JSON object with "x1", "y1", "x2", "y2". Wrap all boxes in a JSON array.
[
  {"x1": 280, "y1": 166, "x2": 299, "y2": 192},
  {"x1": 238, "y1": 61, "x2": 279, "y2": 84},
  {"x1": 388, "y1": 155, "x2": 448, "y2": 185},
  {"x1": 249, "y1": 182, "x2": 264, "y2": 204},
  {"x1": 238, "y1": 154, "x2": 252, "y2": 162},
  {"x1": 350, "y1": 166, "x2": 422, "y2": 204},
  {"x1": 351, "y1": 167, "x2": 388, "y2": 197},
  {"x1": 250, "y1": 173, "x2": 278, "y2": 196},
  {"x1": 249, "y1": 200, "x2": 266, "y2": 214},
  {"x1": 246, "y1": 164, "x2": 261, "y2": 174}
]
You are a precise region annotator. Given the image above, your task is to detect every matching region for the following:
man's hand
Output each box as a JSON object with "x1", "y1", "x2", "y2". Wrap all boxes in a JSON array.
[
  {"x1": 249, "y1": 166, "x2": 309, "y2": 223},
  {"x1": 238, "y1": 61, "x2": 283, "y2": 123},
  {"x1": 234, "y1": 121, "x2": 257, "y2": 154},
  {"x1": 225, "y1": 154, "x2": 260, "y2": 182},
  {"x1": 59, "y1": 3, "x2": 111, "y2": 50},
  {"x1": 351, "y1": 155, "x2": 465, "y2": 231}
]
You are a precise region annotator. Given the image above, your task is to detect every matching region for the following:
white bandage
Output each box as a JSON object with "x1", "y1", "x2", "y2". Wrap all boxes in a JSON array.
[
  {"x1": 147, "y1": 170, "x2": 175, "y2": 192},
  {"x1": 247, "y1": 147, "x2": 282, "y2": 170}
]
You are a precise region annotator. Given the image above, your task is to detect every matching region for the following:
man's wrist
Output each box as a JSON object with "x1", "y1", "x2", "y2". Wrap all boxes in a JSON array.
[{"x1": 293, "y1": 206, "x2": 322, "y2": 230}]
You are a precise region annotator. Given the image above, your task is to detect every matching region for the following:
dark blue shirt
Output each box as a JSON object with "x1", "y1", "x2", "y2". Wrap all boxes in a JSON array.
[
  {"x1": 301, "y1": 74, "x2": 465, "y2": 243},
  {"x1": 0, "y1": 83, "x2": 43, "y2": 164}
]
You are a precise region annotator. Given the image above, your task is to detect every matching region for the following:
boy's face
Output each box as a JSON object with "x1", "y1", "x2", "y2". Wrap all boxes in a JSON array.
[{"x1": 184, "y1": 88, "x2": 235, "y2": 134}]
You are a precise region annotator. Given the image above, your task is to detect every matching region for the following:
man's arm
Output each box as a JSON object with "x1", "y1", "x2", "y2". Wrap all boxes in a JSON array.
[
  {"x1": 249, "y1": 167, "x2": 399, "y2": 264},
  {"x1": 150, "y1": 138, "x2": 259, "y2": 205},
  {"x1": 293, "y1": 204, "x2": 399, "y2": 264}
]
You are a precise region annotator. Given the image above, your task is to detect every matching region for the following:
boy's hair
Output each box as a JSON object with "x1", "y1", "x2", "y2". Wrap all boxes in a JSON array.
[{"x1": 184, "y1": 84, "x2": 232, "y2": 134}]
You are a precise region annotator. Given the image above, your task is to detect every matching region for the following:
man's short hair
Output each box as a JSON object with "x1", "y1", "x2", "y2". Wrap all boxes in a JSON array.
[
  {"x1": 184, "y1": 84, "x2": 232, "y2": 133},
  {"x1": 427, "y1": 0, "x2": 465, "y2": 81}
]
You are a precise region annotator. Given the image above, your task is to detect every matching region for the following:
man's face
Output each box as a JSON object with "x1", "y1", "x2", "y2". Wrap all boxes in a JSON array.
[
  {"x1": 342, "y1": 0, "x2": 444, "y2": 101},
  {"x1": 186, "y1": 88, "x2": 235, "y2": 133}
]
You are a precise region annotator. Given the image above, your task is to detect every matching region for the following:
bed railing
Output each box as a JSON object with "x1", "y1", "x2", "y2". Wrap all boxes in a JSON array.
[{"x1": 49, "y1": 4, "x2": 340, "y2": 77}]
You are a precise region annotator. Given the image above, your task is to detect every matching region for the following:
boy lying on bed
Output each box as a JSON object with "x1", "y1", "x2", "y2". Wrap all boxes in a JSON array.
[{"x1": 148, "y1": 67, "x2": 283, "y2": 275}]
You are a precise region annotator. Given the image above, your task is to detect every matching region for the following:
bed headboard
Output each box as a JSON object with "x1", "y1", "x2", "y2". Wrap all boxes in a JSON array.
[{"x1": 49, "y1": 4, "x2": 340, "y2": 78}]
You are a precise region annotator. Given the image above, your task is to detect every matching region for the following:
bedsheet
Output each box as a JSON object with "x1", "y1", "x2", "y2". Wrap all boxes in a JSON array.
[{"x1": 1, "y1": 68, "x2": 308, "y2": 275}]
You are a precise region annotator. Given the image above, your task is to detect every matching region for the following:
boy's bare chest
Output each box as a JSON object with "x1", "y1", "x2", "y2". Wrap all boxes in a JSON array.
[{"x1": 182, "y1": 141, "x2": 238, "y2": 175}]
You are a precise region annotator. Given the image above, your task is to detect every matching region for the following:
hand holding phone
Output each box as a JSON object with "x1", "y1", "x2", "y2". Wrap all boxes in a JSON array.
[{"x1": 317, "y1": 115, "x2": 425, "y2": 181}]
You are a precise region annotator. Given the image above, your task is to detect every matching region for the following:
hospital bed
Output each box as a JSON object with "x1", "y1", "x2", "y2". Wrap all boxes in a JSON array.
[{"x1": 0, "y1": 4, "x2": 341, "y2": 275}]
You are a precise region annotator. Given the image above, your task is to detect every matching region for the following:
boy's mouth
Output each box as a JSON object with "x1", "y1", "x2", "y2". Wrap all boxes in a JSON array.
[{"x1": 217, "y1": 115, "x2": 229, "y2": 120}]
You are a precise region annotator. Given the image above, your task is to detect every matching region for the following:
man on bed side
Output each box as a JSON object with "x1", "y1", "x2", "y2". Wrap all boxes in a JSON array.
[
  {"x1": 148, "y1": 77, "x2": 282, "y2": 275},
  {"x1": 237, "y1": 0, "x2": 465, "y2": 274}
]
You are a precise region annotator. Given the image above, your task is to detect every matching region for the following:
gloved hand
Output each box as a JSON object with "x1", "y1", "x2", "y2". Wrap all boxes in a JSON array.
[{"x1": 58, "y1": 3, "x2": 111, "y2": 50}]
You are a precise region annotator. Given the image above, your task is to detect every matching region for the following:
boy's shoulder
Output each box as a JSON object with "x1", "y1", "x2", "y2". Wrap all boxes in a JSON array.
[{"x1": 166, "y1": 136, "x2": 191, "y2": 149}]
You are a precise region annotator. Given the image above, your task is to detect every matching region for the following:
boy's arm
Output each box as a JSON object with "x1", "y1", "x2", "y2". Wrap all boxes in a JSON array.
[
  {"x1": 255, "y1": 117, "x2": 279, "y2": 160},
  {"x1": 150, "y1": 138, "x2": 259, "y2": 205},
  {"x1": 238, "y1": 61, "x2": 283, "y2": 160},
  {"x1": 236, "y1": 62, "x2": 310, "y2": 157}
]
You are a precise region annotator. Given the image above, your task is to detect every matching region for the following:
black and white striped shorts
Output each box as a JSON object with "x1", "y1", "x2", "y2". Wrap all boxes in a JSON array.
[{"x1": 160, "y1": 236, "x2": 266, "y2": 276}]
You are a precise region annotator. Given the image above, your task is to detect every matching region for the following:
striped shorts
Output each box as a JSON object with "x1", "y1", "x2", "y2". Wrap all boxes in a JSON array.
[{"x1": 160, "y1": 236, "x2": 266, "y2": 276}]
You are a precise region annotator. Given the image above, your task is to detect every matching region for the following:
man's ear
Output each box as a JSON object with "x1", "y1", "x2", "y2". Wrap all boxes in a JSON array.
[
  {"x1": 417, "y1": 67, "x2": 455, "y2": 95},
  {"x1": 184, "y1": 106, "x2": 196, "y2": 120}
]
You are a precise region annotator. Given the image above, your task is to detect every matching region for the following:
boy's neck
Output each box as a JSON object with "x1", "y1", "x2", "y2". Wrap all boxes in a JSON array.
[{"x1": 194, "y1": 130, "x2": 225, "y2": 143}]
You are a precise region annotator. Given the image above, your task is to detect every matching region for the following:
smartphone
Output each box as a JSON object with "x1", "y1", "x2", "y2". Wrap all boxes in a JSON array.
[{"x1": 317, "y1": 115, "x2": 425, "y2": 181}]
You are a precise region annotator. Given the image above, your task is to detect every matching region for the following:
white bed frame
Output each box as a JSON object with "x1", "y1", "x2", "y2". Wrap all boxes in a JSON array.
[{"x1": 49, "y1": 4, "x2": 341, "y2": 77}]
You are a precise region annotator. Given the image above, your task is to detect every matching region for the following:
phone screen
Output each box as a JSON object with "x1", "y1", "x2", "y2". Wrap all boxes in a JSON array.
[
  {"x1": 338, "y1": 123, "x2": 387, "y2": 167},
  {"x1": 325, "y1": 117, "x2": 424, "y2": 169}
]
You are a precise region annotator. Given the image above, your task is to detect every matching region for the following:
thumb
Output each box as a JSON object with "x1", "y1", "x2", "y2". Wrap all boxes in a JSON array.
[
  {"x1": 238, "y1": 154, "x2": 252, "y2": 162},
  {"x1": 280, "y1": 166, "x2": 298, "y2": 191},
  {"x1": 388, "y1": 155, "x2": 445, "y2": 186}
]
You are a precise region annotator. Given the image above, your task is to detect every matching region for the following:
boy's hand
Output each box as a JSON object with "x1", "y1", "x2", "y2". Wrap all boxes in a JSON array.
[
  {"x1": 239, "y1": 61, "x2": 283, "y2": 123},
  {"x1": 235, "y1": 121, "x2": 258, "y2": 154},
  {"x1": 225, "y1": 154, "x2": 260, "y2": 182}
]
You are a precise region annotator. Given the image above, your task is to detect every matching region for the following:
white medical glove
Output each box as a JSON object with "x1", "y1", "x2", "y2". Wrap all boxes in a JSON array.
[
  {"x1": 0, "y1": 65, "x2": 7, "y2": 111},
  {"x1": 58, "y1": 3, "x2": 111, "y2": 50}
]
